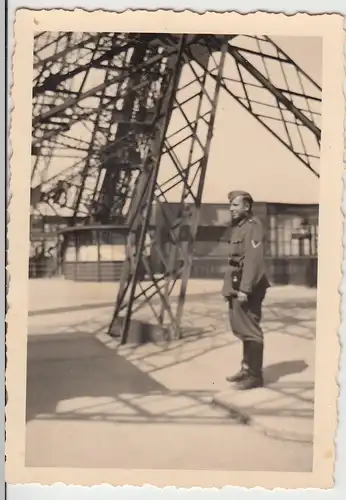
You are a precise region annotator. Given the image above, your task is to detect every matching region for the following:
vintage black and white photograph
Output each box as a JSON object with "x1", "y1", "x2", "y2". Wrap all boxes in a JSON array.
[{"x1": 7, "y1": 9, "x2": 343, "y2": 489}]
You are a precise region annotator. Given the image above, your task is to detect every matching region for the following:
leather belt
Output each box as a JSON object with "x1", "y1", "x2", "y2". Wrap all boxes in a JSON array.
[{"x1": 228, "y1": 259, "x2": 240, "y2": 267}]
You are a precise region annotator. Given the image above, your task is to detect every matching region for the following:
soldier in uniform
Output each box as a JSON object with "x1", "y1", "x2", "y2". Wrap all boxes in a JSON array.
[{"x1": 222, "y1": 190, "x2": 270, "y2": 390}]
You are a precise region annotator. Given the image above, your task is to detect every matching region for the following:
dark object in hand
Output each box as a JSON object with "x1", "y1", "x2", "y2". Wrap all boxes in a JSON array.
[{"x1": 231, "y1": 269, "x2": 241, "y2": 291}]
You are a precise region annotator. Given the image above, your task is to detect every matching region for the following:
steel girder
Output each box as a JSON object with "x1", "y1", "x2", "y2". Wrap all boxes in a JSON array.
[
  {"x1": 31, "y1": 32, "x2": 322, "y2": 342},
  {"x1": 31, "y1": 33, "x2": 321, "y2": 219},
  {"x1": 216, "y1": 35, "x2": 321, "y2": 176},
  {"x1": 107, "y1": 37, "x2": 228, "y2": 343}
]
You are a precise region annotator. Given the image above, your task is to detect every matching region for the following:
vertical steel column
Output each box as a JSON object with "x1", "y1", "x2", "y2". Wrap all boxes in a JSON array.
[
  {"x1": 108, "y1": 36, "x2": 188, "y2": 344},
  {"x1": 108, "y1": 36, "x2": 228, "y2": 343},
  {"x1": 173, "y1": 40, "x2": 228, "y2": 337}
]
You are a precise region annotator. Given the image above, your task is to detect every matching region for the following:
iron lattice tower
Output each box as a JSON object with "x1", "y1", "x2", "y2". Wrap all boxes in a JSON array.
[{"x1": 32, "y1": 33, "x2": 322, "y2": 343}]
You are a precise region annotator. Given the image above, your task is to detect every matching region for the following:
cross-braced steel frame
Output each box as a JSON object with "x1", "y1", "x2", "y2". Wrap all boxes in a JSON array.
[{"x1": 31, "y1": 32, "x2": 322, "y2": 343}]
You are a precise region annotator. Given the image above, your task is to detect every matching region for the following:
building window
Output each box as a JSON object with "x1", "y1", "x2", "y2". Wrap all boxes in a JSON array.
[{"x1": 265, "y1": 211, "x2": 318, "y2": 258}]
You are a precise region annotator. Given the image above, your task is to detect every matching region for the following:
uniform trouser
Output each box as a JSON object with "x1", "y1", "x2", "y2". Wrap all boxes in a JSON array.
[{"x1": 228, "y1": 286, "x2": 266, "y2": 377}]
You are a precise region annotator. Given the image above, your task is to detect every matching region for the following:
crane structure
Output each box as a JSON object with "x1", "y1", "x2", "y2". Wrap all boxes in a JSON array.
[{"x1": 31, "y1": 32, "x2": 322, "y2": 343}]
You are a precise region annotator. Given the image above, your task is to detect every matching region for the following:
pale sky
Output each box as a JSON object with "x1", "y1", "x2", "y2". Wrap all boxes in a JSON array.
[{"x1": 201, "y1": 35, "x2": 322, "y2": 205}]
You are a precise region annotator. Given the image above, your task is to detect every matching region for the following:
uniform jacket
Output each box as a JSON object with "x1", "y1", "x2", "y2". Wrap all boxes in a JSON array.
[{"x1": 222, "y1": 214, "x2": 270, "y2": 297}]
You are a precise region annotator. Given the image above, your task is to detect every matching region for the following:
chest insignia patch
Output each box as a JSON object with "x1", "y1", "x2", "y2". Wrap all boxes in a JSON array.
[{"x1": 251, "y1": 240, "x2": 261, "y2": 249}]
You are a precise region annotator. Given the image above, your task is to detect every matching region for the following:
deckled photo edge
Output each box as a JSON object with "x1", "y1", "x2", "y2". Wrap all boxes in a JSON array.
[{"x1": 6, "y1": 8, "x2": 344, "y2": 489}]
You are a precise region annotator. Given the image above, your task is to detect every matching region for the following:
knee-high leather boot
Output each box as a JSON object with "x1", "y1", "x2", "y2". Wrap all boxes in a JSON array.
[
  {"x1": 236, "y1": 341, "x2": 264, "y2": 390},
  {"x1": 226, "y1": 341, "x2": 250, "y2": 383}
]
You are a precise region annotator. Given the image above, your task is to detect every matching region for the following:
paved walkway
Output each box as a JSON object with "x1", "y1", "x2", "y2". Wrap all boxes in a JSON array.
[{"x1": 26, "y1": 278, "x2": 316, "y2": 471}]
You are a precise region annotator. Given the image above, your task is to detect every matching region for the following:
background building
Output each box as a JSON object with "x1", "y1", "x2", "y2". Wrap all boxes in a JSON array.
[{"x1": 30, "y1": 199, "x2": 318, "y2": 287}]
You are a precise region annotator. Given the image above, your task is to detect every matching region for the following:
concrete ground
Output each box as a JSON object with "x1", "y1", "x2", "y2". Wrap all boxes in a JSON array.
[{"x1": 26, "y1": 278, "x2": 316, "y2": 471}]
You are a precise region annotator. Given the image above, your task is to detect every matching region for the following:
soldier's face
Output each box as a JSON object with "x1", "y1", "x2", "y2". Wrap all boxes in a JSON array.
[{"x1": 229, "y1": 196, "x2": 248, "y2": 222}]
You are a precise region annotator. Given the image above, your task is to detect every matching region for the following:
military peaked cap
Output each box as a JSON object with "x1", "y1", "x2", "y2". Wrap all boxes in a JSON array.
[{"x1": 227, "y1": 190, "x2": 254, "y2": 204}]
